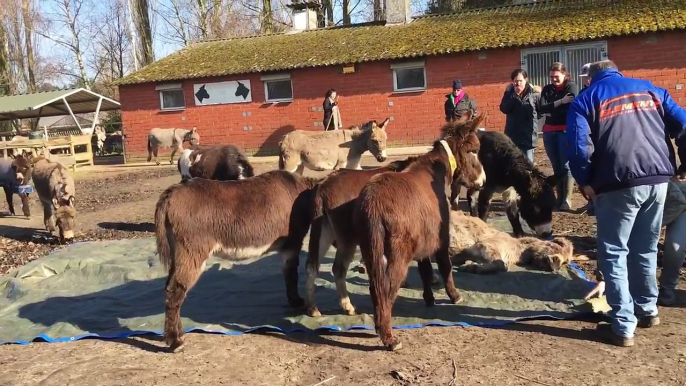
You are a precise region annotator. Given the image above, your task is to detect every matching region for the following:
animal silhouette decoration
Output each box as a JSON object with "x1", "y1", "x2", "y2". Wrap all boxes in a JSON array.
[
  {"x1": 195, "y1": 85, "x2": 210, "y2": 103},
  {"x1": 235, "y1": 81, "x2": 250, "y2": 100}
]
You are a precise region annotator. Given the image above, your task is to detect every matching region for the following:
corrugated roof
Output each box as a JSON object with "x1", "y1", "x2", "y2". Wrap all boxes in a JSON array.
[
  {"x1": 0, "y1": 88, "x2": 121, "y2": 121},
  {"x1": 116, "y1": 0, "x2": 686, "y2": 86}
]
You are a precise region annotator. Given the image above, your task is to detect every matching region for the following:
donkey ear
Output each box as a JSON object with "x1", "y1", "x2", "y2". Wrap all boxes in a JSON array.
[
  {"x1": 68, "y1": 196, "x2": 75, "y2": 207},
  {"x1": 191, "y1": 127, "x2": 198, "y2": 133},
  {"x1": 547, "y1": 254, "x2": 566, "y2": 271},
  {"x1": 379, "y1": 117, "x2": 391, "y2": 129},
  {"x1": 52, "y1": 197, "x2": 59, "y2": 208},
  {"x1": 470, "y1": 112, "x2": 486, "y2": 132}
]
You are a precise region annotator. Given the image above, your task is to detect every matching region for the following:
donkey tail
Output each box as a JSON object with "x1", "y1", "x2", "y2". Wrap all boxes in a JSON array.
[
  {"x1": 147, "y1": 135, "x2": 152, "y2": 162},
  {"x1": 155, "y1": 186, "x2": 176, "y2": 272}
]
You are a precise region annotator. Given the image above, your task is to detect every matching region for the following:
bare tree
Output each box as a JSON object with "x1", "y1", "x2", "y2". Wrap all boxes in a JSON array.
[
  {"x1": 20, "y1": 0, "x2": 37, "y2": 92},
  {"x1": 261, "y1": 0, "x2": 273, "y2": 33},
  {"x1": 94, "y1": 0, "x2": 133, "y2": 98},
  {"x1": 132, "y1": 0, "x2": 154, "y2": 66}
]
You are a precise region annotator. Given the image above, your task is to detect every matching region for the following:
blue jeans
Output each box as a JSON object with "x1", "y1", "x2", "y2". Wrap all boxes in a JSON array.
[
  {"x1": 594, "y1": 183, "x2": 668, "y2": 338},
  {"x1": 659, "y1": 211, "x2": 686, "y2": 291},
  {"x1": 543, "y1": 131, "x2": 570, "y2": 178}
]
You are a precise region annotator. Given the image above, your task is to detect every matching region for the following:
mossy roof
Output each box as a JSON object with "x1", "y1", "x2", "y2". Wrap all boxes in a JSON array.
[{"x1": 117, "y1": 0, "x2": 686, "y2": 85}]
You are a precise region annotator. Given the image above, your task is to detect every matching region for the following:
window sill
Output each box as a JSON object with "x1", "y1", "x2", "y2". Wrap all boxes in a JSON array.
[
  {"x1": 159, "y1": 107, "x2": 186, "y2": 112},
  {"x1": 263, "y1": 99, "x2": 294, "y2": 105},
  {"x1": 391, "y1": 88, "x2": 426, "y2": 95}
]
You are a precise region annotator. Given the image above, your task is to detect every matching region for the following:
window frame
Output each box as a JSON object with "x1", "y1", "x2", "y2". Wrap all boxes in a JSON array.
[
  {"x1": 260, "y1": 73, "x2": 294, "y2": 103},
  {"x1": 520, "y1": 41, "x2": 609, "y2": 87},
  {"x1": 155, "y1": 83, "x2": 186, "y2": 111},
  {"x1": 390, "y1": 61, "x2": 427, "y2": 93}
]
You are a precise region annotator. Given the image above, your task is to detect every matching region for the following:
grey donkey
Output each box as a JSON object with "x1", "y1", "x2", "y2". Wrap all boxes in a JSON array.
[{"x1": 147, "y1": 127, "x2": 200, "y2": 165}]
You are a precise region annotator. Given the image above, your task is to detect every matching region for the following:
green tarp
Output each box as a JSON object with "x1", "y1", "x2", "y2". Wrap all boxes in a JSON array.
[{"x1": 0, "y1": 217, "x2": 597, "y2": 345}]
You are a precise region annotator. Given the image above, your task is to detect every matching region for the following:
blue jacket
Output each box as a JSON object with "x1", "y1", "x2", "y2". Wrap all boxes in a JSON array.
[{"x1": 565, "y1": 68, "x2": 686, "y2": 194}]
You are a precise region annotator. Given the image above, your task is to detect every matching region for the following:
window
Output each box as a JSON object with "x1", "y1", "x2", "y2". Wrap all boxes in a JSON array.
[
  {"x1": 261, "y1": 73, "x2": 293, "y2": 102},
  {"x1": 391, "y1": 61, "x2": 426, "y2": 93},
  {"x1": 521, "y1": 42, "x2": 609, "y2": 132},
  {"x1": 156, "y1": 83, "x2": 185, "y2": 110},
  {"x1": 521, "y1": 41, "x2": 609, "y2": 92}
]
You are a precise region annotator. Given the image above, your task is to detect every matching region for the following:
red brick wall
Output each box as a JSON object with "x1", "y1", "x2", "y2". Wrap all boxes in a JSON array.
[{"x1": 119, "y1": 30, "x2": 686, "y2": 160}]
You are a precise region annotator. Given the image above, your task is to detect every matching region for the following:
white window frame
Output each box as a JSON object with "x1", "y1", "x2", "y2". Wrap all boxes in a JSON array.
[
  {"x1": 391, "y1": 61, "x2": 427, "y2": 93},
  {"x1": 155, "y1": 83, "x2": 186, "y2": 111},
  {"x1": 520, "y1": 41, "x2": 609, "y2": 79},
  {"x1": 261, "y1": 73, "x2": 293, "y2": 103}
]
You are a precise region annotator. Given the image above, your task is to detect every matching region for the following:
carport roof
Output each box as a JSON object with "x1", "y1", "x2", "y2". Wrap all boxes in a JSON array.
[{"x1": 0, "y1": 88, "x2": 120, "y2": 121}]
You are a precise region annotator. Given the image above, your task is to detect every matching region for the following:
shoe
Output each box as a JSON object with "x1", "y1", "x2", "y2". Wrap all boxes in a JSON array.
[
  {"x1": 658, "y1": 287, "x2": 676, "y2": 306},
  {"x1": 637, "y1": 315, "x2": 660, "y2": 328},
  {"x1": 596, "y1": 323, "x2": 634, "y2": 347}
]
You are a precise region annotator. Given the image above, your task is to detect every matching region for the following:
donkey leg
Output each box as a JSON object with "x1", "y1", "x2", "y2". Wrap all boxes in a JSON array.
[
  {"x1": 504, "y1": 198, "x2": 526, "y2": 237},
  {"x1": 164, "y1": 251, "x2": 203, "y2": 353},
  {"x1": 153, "y1": 145, "x2": 160, "y2": 166},
  {"x1": 3, "y1": 186, "x2": 14, "y2": 216},
  {"x1": 417, "y1": 258, "x2": 436, "y2": 307},
  {"x1": 281, "y1": 246, "x2": 305, "y2": 309},
  {"x1": 43, "y1": 203, "x2": 56, "y2": 232},
  {"x1": 332, "y1": 244, "x2": 358, "y2": 316},
  {"x1": 373, "y1": 256, "x2": 408, "y2": 351},
  {"x1": 476, "y1": 187, "x2": 495, "y2": 221},
  {"x1": 435, "y1": 247, "x2": 462, "y2": 304},
  {"x1": 449, "y1": 179, "x2": 461, "y2": 211},
  {"x1": 466, "y1": 188, "x2": 479, "y2": 217},
  {"x1": 170, "y1": 146, "x2": 180, "y2": 165},
  {"x1": 305, "y1": 218, "x2": 334, "y2": 317}
]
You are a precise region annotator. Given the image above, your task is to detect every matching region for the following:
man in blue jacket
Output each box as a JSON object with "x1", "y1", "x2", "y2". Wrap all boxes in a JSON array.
[{"x1": 565, "y1": 60, "x2": 686, "y2": 347}]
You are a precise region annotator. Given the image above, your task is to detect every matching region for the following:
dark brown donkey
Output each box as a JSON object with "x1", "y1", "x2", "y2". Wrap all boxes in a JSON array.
[
  {"x1": 304, "y1": 156, "x2": 419, "y2": 317},
  {"x1": 353, "y1": 112, "x2": 486, "y2": 351},
  {"x1": 155, "y1": 171, "x2": 320, "y2": 353}
]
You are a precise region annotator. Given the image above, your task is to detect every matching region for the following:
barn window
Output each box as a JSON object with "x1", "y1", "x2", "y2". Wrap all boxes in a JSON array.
[
  {"x1": 156, "y1": 83, "x2": 186, "y2": 110},
  {"x1": 261, "y1": 73, "x2": 293, "y2": 103},
  {"x1": 391, "y1": 61, "x2": 426, "y2": 93}
]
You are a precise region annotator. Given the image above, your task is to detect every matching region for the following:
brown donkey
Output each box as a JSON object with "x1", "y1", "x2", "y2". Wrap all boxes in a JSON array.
[
  {"x1": 155, "y1": 171, "x2": 320, "y2": 353},
  {"x1": 304, "y1": 156, "x2": 419, "y2": 317},
  {"x1": 352, "y1": 112, "x2": 486, "y2": 351}
]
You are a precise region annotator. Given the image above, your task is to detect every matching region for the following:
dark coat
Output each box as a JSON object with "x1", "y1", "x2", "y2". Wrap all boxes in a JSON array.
[
  {"x1": 500, "y1": 84, "x2": 541, "y2": 150},
  {"x1": 538, "y1": 81, "x2": 579, "y2": 127},
  {"x1": 444, "y1": 93, "x2": 477, "y2": 122}
]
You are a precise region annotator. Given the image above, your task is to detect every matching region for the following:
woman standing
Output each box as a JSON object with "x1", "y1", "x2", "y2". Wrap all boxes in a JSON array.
[
  {"x1": 323, "y1": 89, "x2": 342, "y2": 131},
  {"x1": 500, "y1": 69, "x2": 541, "y2": 163},
  {"x1": 538, "y1": 62, "x2": 578, "y2": 211}
]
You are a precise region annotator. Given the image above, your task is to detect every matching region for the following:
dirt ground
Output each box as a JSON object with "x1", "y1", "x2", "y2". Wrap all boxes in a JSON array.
[{"x1": 0, "y1": 143, "x2": 685, "y2": 386}]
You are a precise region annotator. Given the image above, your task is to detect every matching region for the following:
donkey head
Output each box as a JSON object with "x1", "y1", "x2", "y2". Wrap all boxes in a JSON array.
[
  {"x1": 10, "y1": 151, "x2": 34, "y2": 186},
  {"x1": 520, "y1": 236, "x2": 589, "y2": 272},
  {"x1": 364, "y1": 118, "x2": 390, "y2": 162},
  {"x1": 440, "y1": 111, "x2": 487, "y2": 190},
  {"x1": 185, "y1": 127, "x2": 200, "y2": 146},
  {"x1": 52, "y1": 193, "x2": 76, "y2": 242},
  {"x1": 518, "y1": 171, "x2": 558, "y2": 238}
]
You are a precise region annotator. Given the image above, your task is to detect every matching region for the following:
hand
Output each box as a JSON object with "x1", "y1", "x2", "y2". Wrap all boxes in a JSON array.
[
  {"x1": 560, "y1": 94, "x2": 575, "y2": 104},
  {"x1": 532, "y1": 85, "x2": 542, "y2": 93},
  {"x1": 584, "y1": 281, "x2": 605, "y2": 300},
  {"x1": 581, "y1": 185, "x2": 596, "y2": 201}
]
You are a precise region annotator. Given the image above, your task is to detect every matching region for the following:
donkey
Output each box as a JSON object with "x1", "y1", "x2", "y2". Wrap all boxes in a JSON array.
[
  {"x1": 278, "y1": 118, "x2": 390, "y2": 174},
  {"x1": 93, "y1": 127, "x2": 107, "y2": 156},
  {"x1": 448, "y1": 210, "x2": 590, "y2": 274},
  {"x1": 177, "y1": 144, "x2": 254, "y2": 182},
  {"x1": 0, "y1": 151, "x2": 32, "y2": 217},
  {"x1": 11, "y1": 153, "x2": 77, "y2": 241},
  {"x1": 353, "y1": 112, "x2": 486, "y2": 351},
  {"x1": 155, "y1": 171, "x2": 321, "y2": 353},
  {"x1": 450, "y1": 130, "x2": 557, "y2": 238},
  {"x1": 147, "y1": 127, "x2": 200, "y2": 165}
]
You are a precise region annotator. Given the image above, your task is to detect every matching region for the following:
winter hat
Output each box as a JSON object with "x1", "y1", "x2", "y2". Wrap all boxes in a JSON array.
[{"x1": 452, "y1": 79, "x2": 463, "y2": 90}]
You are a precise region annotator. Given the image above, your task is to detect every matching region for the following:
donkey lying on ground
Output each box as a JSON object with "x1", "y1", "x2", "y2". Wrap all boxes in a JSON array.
[
  {"x1": 11, "y1": 153, "x2": 77, "y2": 242},
  {"x1": 147, "y1": 127, "x2": 200, "y2": 165},
  {"x1": 0, "y1": 151, "x2": 32, "y2": 217},
  {"x1": 448, "y1": 210, "x2": 589, "y2": 274},
  {"x1": 353, "y1": 112, "x2": 486, "y2": 351},
  {"x1": 177, "y1": 144, "x2": 254, "y2": 182},
  {"x1": 278, "y1": 118, "x2": 390, "y2": 174},
  {"x1": 155, "y1": 171, "x2": 321, "y2": 353},
  {"x1": 450, "y1": 130, "x2": 557, "y2": 238}
]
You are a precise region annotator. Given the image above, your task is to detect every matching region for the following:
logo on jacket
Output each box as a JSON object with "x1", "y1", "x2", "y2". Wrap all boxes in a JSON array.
[{"x1": 599, "y1": 92, "x2": 660, "y2": 122}]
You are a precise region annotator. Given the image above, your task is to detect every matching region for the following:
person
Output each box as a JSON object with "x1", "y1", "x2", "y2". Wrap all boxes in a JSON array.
[
  {"x1": 323, "y1": 89, "x2": 342, "y2": 131},
  {"x1": 499, "y1": 69, "x2": 541, "y2": 163},
  {"x1": 444, "y1": 79, "x2": 477, "y2": 122},
  {"x1": 566, "y1": 59, "x2": 686, "y2": 347},
  {"x1": 538, "y1": 62, "x2": 578, "y2": 211},
  {"x1": 577, "y1": 63, "x2": 595, "y2": 216}
]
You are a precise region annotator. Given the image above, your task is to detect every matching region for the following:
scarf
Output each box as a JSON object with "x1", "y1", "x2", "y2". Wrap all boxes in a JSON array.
[{"x1": 450, "y1": 90, "x2": 466, "y2": 106}]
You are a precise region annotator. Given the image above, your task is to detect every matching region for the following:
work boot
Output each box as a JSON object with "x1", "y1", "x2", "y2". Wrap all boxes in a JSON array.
[
  {"x1": 637, "y1": 315, "x2": 660, "y2": 328},
  {"x1": 559, "y1": 175, "x2": 575, "y2": 212},
  {"x1": 596, "y1": 323, "x2": 634, "y2": 347}
]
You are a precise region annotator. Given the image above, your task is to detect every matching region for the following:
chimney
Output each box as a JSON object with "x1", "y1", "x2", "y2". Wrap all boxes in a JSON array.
[
  {"x1": 385, "y1": 0, "x2": 411, "y2": 25},
  {"x1": 287, "y1": 0, "x2": 321, "y2": 32}
]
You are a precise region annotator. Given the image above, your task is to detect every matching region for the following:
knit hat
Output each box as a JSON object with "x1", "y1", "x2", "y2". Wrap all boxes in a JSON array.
[{"x1": 452, "y1": 79, "x2": 463, "y2": 90}]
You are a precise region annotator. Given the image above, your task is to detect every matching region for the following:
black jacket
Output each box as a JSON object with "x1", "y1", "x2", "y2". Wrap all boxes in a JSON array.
[
  {"x1": 444, "y1": 93, "x2": 477, "y2": 122},
  {"x1": 538, "y1": 81, "x2": 579, "y2": 127},
  {"x1": 500, "y1": 84, "x2": 541, "y2": 150}
]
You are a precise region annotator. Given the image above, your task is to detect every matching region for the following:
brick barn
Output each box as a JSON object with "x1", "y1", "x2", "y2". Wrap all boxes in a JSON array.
[{"x1": 116, "y1": 0, "x2": 686, "y2": 161}]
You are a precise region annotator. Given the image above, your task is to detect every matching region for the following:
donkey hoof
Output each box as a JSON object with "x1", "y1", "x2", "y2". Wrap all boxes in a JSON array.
[
  {"x1": 343, "y1": 308, "x2": 357, "y2": 316},
  {"x1": 386, "y1": 340, "x2": 403, "y2": 352},
  {"x1": 424, "y1": 297, "x2": 435, "y2": 307},
  {"x1": 288, "y1": 296, "x2": 305, "y2": 309},
  {"x1": 169, "y1": 340, "x2": 185, "y2": 353},
  {"x1": 449, "y1": 294, "x2": 463, "y2": 304},
  {"x1": 307, "y1": 307, "x2": 322, "y2": 317}
]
